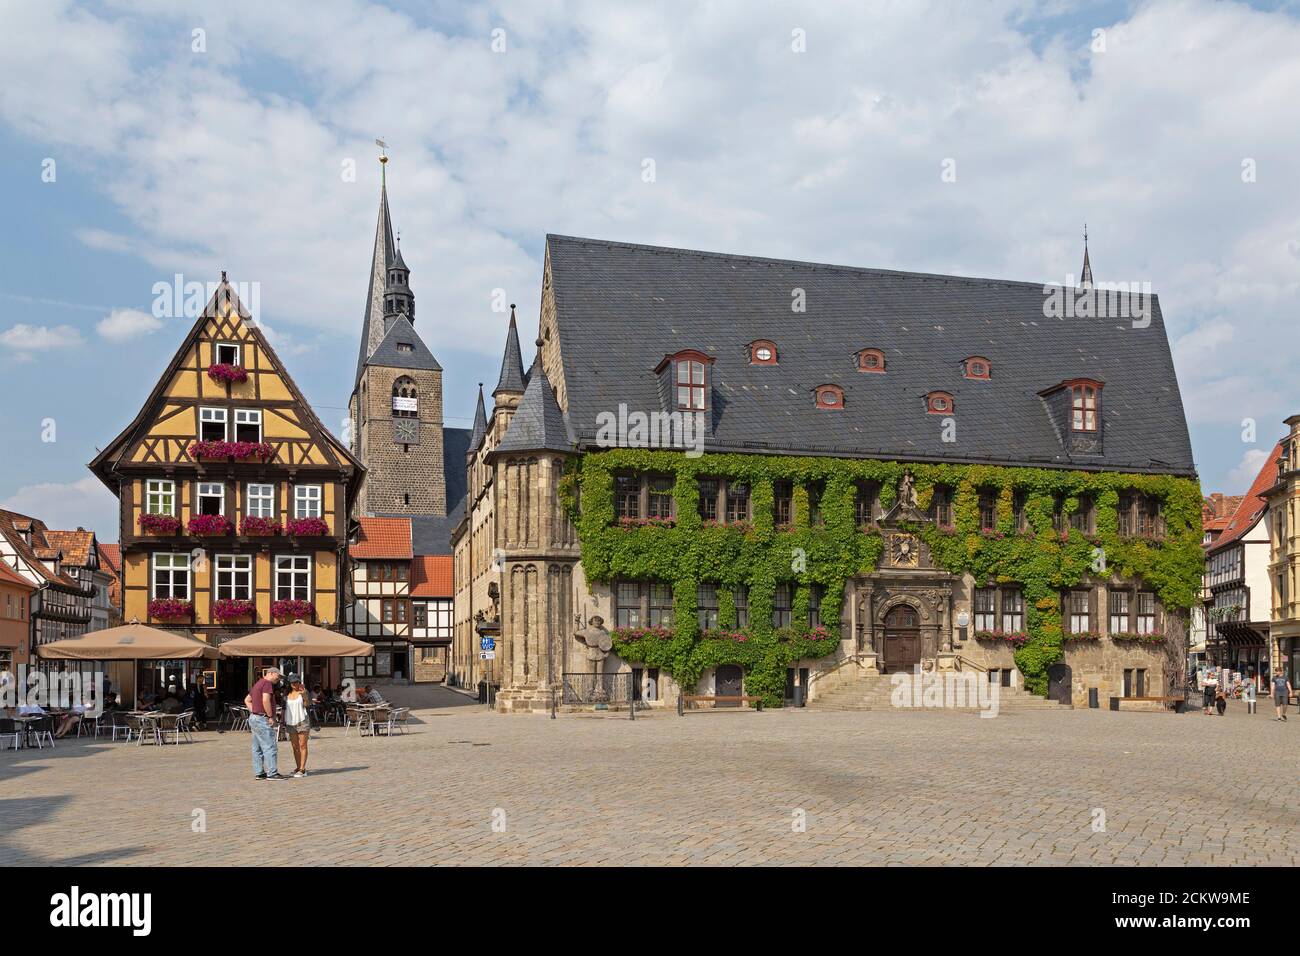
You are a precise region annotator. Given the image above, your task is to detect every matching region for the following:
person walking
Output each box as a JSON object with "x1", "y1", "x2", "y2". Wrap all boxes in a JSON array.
[
  {"x1": 1272, "y1": 671, "x2": 1293, "y2": 721},
  {"x1": 1243, "y1": 675, "x2": 1257, "y2": 715},
  {"x1": 284, "y1": 674, "x2": 311, "y2": 778},
  {"x1": 1202, "y1": 670, "x2": 1218, "y2": 715},
  {"x1": 246, "y1": 666, "x2": 284, "y2": 780}
]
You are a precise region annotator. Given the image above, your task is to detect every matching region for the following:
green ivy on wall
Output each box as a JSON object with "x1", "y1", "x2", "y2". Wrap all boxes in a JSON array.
[{"x1": 562, "y1": 450, "x2": 1202, "y2": 705}]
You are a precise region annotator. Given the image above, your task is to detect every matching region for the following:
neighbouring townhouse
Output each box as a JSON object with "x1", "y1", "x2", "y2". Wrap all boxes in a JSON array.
[
  {"x1": 0, "y1": 511, "x2": 96, "y2": 668},
  {"x1": 1265, "y1": 415, "x2": 1300, "y2": 681},
  {"x1": 453, "y1": 236, "x2": 1203, "y2": 712},
  {"x1": 0, "y1": 557, "x2": 36, "y2": 675},
  {"x1": 1201, "y1": 443, "x2": 1280, "y2": 683},
  {"x1": 89, "y1": 277, "x2": 361, "y2": 704},
  {"x1": 96, "y1": 542, "x2": 124, "y2": 629}
]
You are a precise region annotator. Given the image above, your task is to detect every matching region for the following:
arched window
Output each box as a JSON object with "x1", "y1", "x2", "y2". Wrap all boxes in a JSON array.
[
  {"x1": 857, "y1": 348, "x2": 886, "y2": 373},
  {"x1": 815, "y1": 384, "x2": 845, "y2": 409},
  {"x1": 926, "y1": 391, "x2": 954, "y2": 414},
  {"x1": 749, "y1": 340, "x2": 778, "y2": 365},
  {"x1": 392, "y1": 376, "x2": 418, "y2": 418}
]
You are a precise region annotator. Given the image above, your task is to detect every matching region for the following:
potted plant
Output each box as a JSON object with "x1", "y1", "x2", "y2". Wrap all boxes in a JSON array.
[
  {"x1": 206, "y1": 363, "x2": 249, "y2": 385},
  {"x1": 240, "y1": 516, "x2": 282, "y2": 536},
  {"x1": 187, "y1": 514, "x2": 232, "y2": 536},
  {"x1": 211, "y1": 598, "x2": 255, "y2": 623},
  {"x1": 284, "y1": 516, "x2": 329, "y2": 536},
  {"x1": 271, "y1": 598, "x2": 314, "y2": 621},
  {"x1": 148, "y1": 599, "x2": 193, "y2": 621},
  {"x1": 139, "y1": 513, "x2": 182, "y2": 535}
]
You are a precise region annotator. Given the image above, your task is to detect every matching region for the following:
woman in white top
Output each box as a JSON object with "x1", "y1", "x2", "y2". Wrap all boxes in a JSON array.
[{"x1": 284, "y1": 675, "x2": 311, "y2": 777}]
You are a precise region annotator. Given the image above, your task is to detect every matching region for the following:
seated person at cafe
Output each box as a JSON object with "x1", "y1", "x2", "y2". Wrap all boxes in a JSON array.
[
  {"x1": 361, "y1": 684, "x2": 384, "y2": 705},
  {"x1": 54, "y1": 696, "x2": 94, "y2": 738},
  {"x1": 158, "y1": 687, "x2": 183, "y2": 714}
]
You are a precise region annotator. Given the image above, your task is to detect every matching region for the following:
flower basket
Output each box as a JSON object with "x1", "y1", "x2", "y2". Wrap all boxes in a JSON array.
[
  {"x1": 240, "y1": 516, "x2": 282, "y2": 536},
  {"x1": 212, "y1": 598, "x2": 255, "y2": 623},
  {"x1": 701, "y1": 628, "x2": 750, "y2": 643},
  {"x1": 1063, "y1": 631, "x2": 1103, "y2": 643},
  {"x1": 285, "y1": 517, "x2": 330, "y2": 536},
  {"x1": 206, "y1": 363, "x2": 249, "y2": 385},
  {"x1": 1110, "y1": 631, "x2": 1166, "y2": 644},
  {"x1": 188, "y1": 440, "x2": 275, "y2": 462},
  {"x1": 616, "y1": 516, "x2": 676, "y2": 529},
  {"x1": 973, "y1": 629, "x2": 1029, "y2": 648},
  {"x1": 271, "y1": 599, "x2": 314, "y2": 621},
  {"x1": 187, "y1": 514, "x2": 232, "y2": 536},
  {"x1": 139, "y1": 513, "x2": 181, "y2": 535},
  {"x1": 148, "y1": 599, "x2": 193, "y2": 621},
  {"x1": 612, "y1": 625, "x2": 675, "y2": 642}
]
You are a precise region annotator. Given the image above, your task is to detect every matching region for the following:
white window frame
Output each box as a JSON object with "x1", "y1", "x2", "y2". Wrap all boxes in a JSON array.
[
  {"x1": 215, "y1": 342, "x2": 241, "y2": 366},
  {"x1": 215, "y1": 554, "x2": 253, "y2": 601},
  {"x1": 274, "y1": 555, "x2": 312, "y2": 601},
  {"x1": 234, "y1": 408, "x2": 262, "y2": 443},
  {"x1": 145, "y1": 479, "x2": 176, "y2": 516},
  {"x1": 199, "y1": 407, "x2": 228, "y2": 441},
  {"x1": 293, "y1": 485, "x2": 323, "y2": 519},
  {"x1": 246, "y1": 483, "x2": 275, "y2": 519},
  {"x1": 151, "y1": 553, "x2": 191, "y2": 600},
  {"x1": 197, "y1": 482, "x2": 225, "y2": 516}
]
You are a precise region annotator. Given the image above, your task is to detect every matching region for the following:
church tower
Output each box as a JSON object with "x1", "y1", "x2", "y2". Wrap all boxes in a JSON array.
[{"x1": 349, "y1": 154, "x2": 447, "y2": 517}]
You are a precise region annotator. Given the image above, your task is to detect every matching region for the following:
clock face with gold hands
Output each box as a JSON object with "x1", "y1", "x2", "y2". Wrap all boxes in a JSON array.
[{"x1": 890, "y1": 533, "x2": 919, "y2": 567}]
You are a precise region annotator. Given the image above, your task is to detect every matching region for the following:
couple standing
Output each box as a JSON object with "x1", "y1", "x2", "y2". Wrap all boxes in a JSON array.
[{"x1": 247, "y1": 666, "x2": 312, "y2": 780}]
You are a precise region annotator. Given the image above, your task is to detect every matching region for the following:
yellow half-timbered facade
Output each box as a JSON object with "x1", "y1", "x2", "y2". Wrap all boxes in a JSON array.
[{"x1": 90, "y1": 277, "x2": 361, "y2": 656}]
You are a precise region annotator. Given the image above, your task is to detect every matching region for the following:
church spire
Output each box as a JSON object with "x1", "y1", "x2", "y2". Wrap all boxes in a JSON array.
[
  {"x1": 492, "y1": 304, "x2": 527, "y2": 399},
  {"x1": 468, "y1": 383, "x2": 488, "y2": 454},
  {"x1": 1080, "y1": 223, "x2": 1093, "y2": 288},
  {"x1": 355, "y1": 147, "x2": 414, "y2": 384}
]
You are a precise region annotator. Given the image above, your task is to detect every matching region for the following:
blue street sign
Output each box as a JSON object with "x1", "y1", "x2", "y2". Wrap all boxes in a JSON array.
[{"x1": 480, "y1": 636, "x2": 495, "y2": 652}]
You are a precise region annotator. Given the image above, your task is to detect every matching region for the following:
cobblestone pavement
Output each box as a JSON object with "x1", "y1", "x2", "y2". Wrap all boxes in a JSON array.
[{"x1": 2, "y1": 689, "x2": 1297, "y2": 866}]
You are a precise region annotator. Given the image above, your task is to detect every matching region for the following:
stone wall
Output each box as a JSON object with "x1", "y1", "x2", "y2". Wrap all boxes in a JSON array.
[{"x1": 356, "y1": 364, "x2": 445, "y2": 516}]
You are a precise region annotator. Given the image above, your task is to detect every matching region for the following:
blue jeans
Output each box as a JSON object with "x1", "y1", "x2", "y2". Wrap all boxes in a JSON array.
[{"x1": 249, "y1": 714, "x2": 278, "y2": 777}]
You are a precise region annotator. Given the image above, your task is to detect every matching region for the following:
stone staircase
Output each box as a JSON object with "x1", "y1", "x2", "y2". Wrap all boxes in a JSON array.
[{"x1": 808, "y1": 667, "x2": 1071, "y2": 713}]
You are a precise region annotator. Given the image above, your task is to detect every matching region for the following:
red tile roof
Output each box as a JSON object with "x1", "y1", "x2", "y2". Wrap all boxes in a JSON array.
[
  {"x1": 1206, "y1": 443, "x2": 1282, "y2": 554},
  {"x1": 350, "y1": 517, "x2": 413, "y2": 559},
  {"x1": 0, "y1": 559, "x2": 35, "y2": 591},
  {"x1": 410, "y1": 555, "x2": 453, "y2": 597},
  {"x1": 44, "y1": 529, "x2": 97, "y2": 568},
  {"x1": 0, "y1": 510, "x2": 88, "y2": 591},
  {"x1": 98, "y1": 543, "x2": 121, "y2": 573}
]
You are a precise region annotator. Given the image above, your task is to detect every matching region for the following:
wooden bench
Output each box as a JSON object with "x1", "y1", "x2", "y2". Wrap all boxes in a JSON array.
[
  {"x1": 678, "y1": 694, "x2": 765, "y2": 715},
  {"x1": 1109, "y1": 695, "x2": 1185, "y2": 713}
]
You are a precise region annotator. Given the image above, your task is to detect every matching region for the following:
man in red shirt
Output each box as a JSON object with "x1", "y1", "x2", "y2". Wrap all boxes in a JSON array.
[{"x1": 245, "y1": 666, "x2": 284, "y2": 780}]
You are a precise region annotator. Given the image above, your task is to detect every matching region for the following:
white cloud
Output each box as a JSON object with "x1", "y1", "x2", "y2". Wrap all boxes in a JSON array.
[
  {"x1": 1227, "y1": 446, "x2": 1271, "y2": 491},
  {"x1": 0, "y1": 477, "x2": 119, "y2": 542},
  {"x1": 97, "y1": 307, "x2": 162, "y2": 341},
  {"x1": 0, "y1": 324, "x2": 84, "y2": 352}
]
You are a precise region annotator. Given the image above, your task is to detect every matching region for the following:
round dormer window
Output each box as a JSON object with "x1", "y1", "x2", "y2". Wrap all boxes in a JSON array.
[{"x1": 755, "y1": 346, "x2": 772, "y2": 362}]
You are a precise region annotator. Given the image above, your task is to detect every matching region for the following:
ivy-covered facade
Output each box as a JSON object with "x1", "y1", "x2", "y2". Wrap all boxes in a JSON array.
[{"x1": 451, "y1": 236, "x2": 1201, "y2": 712}]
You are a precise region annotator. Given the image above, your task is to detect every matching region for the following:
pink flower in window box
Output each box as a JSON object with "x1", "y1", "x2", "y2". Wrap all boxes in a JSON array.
[
  {"x1": 271, "y1": 599, "x2": 314, "y2": 621},
  {"x1": 206, "y1": 363, "x2": 249, "y2": 385},
  {"x1": 188, "y1": 440, "x2": 274, "y2": 462},
  {"x1": 139, "y1": 513, "x2": 182, "y2": 535},
  {"x1": 187, "y1": 514, "x2": 232, "y2": 536},
  {"x1": 212, "y1": 598, "x2": 255, "y2": 622},
  {"x1": 148, "y1": 599, "x2": 193, "y2": 621},
  {"x1": 240, "y1": 516, "x2": 282, "y2": 536},
  {"x1": 285, "y1": 517, "x2": 329, "y2": 536}
]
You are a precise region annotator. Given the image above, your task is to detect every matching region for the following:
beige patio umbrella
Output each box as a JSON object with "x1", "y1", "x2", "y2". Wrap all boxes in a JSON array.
[
  {"x1": 217, "y1": 620, "x2": 374, "y2": 658},
  {"x1": 37, "y1": 621, "x2": 219, "y2": 660}
]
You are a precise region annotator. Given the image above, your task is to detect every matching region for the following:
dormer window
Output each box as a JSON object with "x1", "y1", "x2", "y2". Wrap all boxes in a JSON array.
[
  {"x1": 857, "y1": 349, "x2": 886, "y2": 373},
  {"x1": 815, "y1": 385, "x2": 844, "y2": 409},
  {"x1": 964, "y1": 356, "x2": 990, "y2": 380},
  {"x1": 926, "y1": 391, "x2": 954, "y2": 414},
  {"x1": 677, "y1": 360, "x2": 706, "y2": 409},
  {"x1": 1070, "y1": 381, "x2": 1100, "y2": 431},
  {"x1": 749, "y1": 340, "x2": 778, "y2": 365}
]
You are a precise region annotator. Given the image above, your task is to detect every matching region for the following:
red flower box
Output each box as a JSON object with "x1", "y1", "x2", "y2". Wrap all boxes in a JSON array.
[
  {"x1": 240, "y1": 516, "x2": 282, "y2": 536},
  {"x1": 139, "y1": 513, "x2": 181, "y2": 535},
  {"x1": 613, "y1": 626, "x2": 675, "y2": 642},
  {"x1": 148, "y1": 599, "x2": 193, "y2": 621},
  {"x1": 206, "y1": 363, "x2": 249, "y2": 385},
  {"x1": 285, "y1": 517, "x2": 329, "y2": 536},
  {"x1": 973, "y1": 629, "x2": 1029, "y2": 648},
  {"x1": 188, "y1": 440, "x2": 275, "y2": 462},
  {"x1": 187, "y1": 514, "x2": 232, "y2": 536},
  {"x1": 271, "y1": 599, "x2": 314, "y2": 621},
  {"x1": 212, "y1": 598, "x2": 255, "y2": 623}
]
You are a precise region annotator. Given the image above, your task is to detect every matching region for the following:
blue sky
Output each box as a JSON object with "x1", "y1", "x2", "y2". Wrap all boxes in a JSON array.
[{"x1": 1, "y1": 0, "x2": 1298, "y2": 540}]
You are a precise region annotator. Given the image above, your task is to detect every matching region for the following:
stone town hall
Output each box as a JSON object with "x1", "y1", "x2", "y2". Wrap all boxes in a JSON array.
[{"x1": 448, "y1": 235, "x2": 1202, "y2": 713}]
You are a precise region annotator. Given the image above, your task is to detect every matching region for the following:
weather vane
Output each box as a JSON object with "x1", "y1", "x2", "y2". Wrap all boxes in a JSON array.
[{"x1": 375, "y1": 138, "x2": 389, "y2": 185}]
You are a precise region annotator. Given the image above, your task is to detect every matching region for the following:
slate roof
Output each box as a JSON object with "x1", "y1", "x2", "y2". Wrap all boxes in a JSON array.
[
  {"x1": 468, "y1": 385, "x2": 488, "y2": 454},
  {"x1": 355, "y1": 182, "x2": 398, "y2": 386},
  {"x1": 544, "y1": 235, "x2": 1196, "y2": 476},
  {"x1": 1205, "y1": 443, "x2": 1281, "y2": 555},
  {"x1": 495, "y1": 354, "x2": 574, "y2": 455},
  {"x1": 350, "y1": 517, "x2": 414, "y2": 560},
  {"x1": 493, "y1": 310, "x2": 527, "y2": 397},
  {"x1": 365, "y1": 316, "x2": 440, "y2": 372}
]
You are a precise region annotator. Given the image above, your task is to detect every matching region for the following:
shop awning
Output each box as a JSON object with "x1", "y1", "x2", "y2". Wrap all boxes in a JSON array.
[
  {"x1": 36, "y1": 622, "x2": 219, "y2": 660},
  {"x1": 218, "y1": 620, "x2": 375, "y2": 658}
]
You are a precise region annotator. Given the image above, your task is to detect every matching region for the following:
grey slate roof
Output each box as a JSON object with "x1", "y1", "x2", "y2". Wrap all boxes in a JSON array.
[
  {"x1": 493, "y1": 310, "x2": 527, "y2": 397},
  {"x1": 354, "y1": 183, "x2": 397, "y2": 386},
  {"x1": 494, "y1": 354, "x2": 574, "y2": 455},
  {"x1": 544, "y1": 235, "x2": 1195, "y2": 476},
  {"x1": 468, "y1": 385, "x2": 488, "y2": 454},
  {"x1": 365, "y1": 316, "x2": 441, "y2": 372},
  {"x1": 443, "y1": 426, "x2": 471, "y2": 510}
]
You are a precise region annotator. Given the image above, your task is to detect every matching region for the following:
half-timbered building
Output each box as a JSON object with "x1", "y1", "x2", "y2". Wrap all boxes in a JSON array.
[{"x1": 90, "y1": 277, "x2": 361, "y2": 703}]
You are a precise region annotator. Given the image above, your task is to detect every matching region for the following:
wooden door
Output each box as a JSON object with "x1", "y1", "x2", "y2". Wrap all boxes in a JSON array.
[{"x1": 883, "y1": 604, "x2": 921, "y2": 672}]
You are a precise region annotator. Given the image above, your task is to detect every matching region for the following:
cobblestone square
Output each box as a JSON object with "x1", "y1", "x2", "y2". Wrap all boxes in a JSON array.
[{"x1": 2, "y1": 688, "x2": 1296, "y2": 866}]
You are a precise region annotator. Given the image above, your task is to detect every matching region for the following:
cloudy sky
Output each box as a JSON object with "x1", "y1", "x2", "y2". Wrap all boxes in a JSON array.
[{"x1": 1, "y1": 0, "x2": 1297, "y2": 540}]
